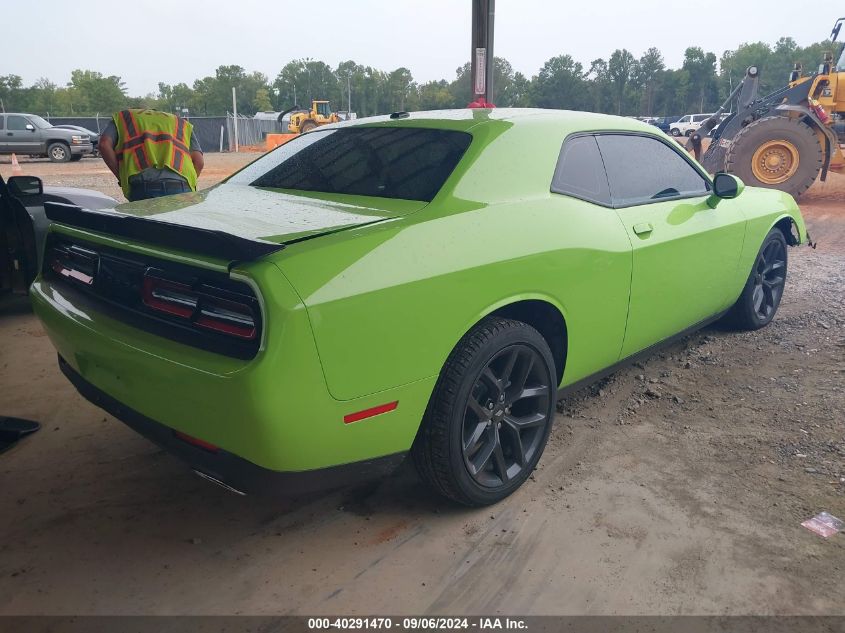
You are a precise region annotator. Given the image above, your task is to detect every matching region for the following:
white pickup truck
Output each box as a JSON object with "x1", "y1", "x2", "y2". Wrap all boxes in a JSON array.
[{"x1": 669, "y1": 113, "x2": 713, "y2": 137}]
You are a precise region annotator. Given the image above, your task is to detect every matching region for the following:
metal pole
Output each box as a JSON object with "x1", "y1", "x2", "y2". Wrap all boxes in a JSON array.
[
  {"x1": 219, "y1": 125, "x2": 224, "y2": 153},
  {"x1": 470, "y1": 0, "x2": 495, "y2": 104},
  {"x1": 486, "y1": 0, "x2": 495, "y2": 104},
  {"x1": 347, "y1": 74, "x2": 351, "y2": 113},
  {"x1": 232, "y1": 87, "x2": 239, "y2": 152}
]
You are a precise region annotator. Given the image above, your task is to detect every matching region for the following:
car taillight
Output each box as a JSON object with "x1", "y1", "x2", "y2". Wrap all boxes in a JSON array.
[
  {"x1": 195, "y1": 297, "x2": 257, "y2": 339},
  {"x1": 142, "y1": 272, "x2": 257, "y2": 341},
  {"x1": 50, "y1": 244, "x2": 98, "y2": 286},
  {"x1": 142, "y1": 276, "x2": 196, "y2": 318}
]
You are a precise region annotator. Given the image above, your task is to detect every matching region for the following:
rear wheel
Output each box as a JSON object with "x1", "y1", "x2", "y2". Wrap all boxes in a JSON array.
[
  {"x1": 685, "y1": 129, "x2": 693, "y2": 137},
  {"x1": 722, "y1": 228, "x2": 788, "y2": 331},
  {"x1": 412, "y1": 317, "x2": 556, "y2": 506},
  {"x1": 726, "y1": 116, "x2": 822, "y2": 198},
  {"x1": 47, "y1": 142, "x2": 71, "y2": 163}
]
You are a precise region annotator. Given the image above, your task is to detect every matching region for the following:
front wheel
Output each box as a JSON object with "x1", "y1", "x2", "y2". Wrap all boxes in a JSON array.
[
  {"x1": 412, "y1": 317, "x2": 557, "y2": 506},
  {"x1": 671, "y1": 128, "x2": 681, "y2": 137},
  {"x1": 725, "y1": 116, "x2": 822, "y2": 198},
  {"x1": 722, "y1": 228, "x2": 788, "y2": 331},
  {"x1": 47, "y1": 142, "x2": 71, "y2": 162}
]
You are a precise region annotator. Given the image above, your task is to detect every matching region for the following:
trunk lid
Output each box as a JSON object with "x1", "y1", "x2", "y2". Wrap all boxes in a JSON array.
[
  {"x1": 117, "y1": 183, "x2": 425, "y2": 243},
  {"x1": 45, "y1": 183, "x2": 426, "y2": 262}
]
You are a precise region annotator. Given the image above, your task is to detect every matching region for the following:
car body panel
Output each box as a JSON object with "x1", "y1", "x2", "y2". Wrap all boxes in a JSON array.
[{"x1": 30, "y1": 108, "x2": 808, "y2": 483}]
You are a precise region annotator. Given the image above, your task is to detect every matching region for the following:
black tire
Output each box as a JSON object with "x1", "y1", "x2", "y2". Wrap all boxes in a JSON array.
[
  {"x1": 685, "y1": 129, "x2": 693, "y2": 137},
  {"x1": 722, "y1": 228, "x2": 788, "y2": 331},
  {"x1": 69, "y1": 154, "x2": 83, "y2": 162},
  {"x1": 412, "y1": 317, "x2": 557, "y2": 506},
  {"x1": 299, "y1": 120, "x2": 317, "y2": 133},
  {"x1": 671, "y1": 128, "x2": 681, "y2": 137},
  {"x1": 47, "y1": 142, "x2": 71, "y2": 163},
  {"x1": 725, "y1": 116, "x2": 822, "y2": 198}
]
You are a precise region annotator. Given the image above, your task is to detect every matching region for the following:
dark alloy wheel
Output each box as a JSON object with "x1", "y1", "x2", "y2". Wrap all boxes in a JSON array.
[
  {"x1": 723, "y1": 228, "x2": 788, "y2": 330},
  {"x1": 750, "y1": 238, "x2": 786, "y2": 321},
  {"x1": 462, "y1": 344, "x2": 551, "y2": 488},
  {"x1": 412, "y1": 317, "x2": 557, "y2": 506}
]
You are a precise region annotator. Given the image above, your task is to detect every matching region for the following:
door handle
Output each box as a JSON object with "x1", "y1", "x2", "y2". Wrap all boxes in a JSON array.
[{"x1": 633, "y1": 222, "x2": 654, "y2": 236}]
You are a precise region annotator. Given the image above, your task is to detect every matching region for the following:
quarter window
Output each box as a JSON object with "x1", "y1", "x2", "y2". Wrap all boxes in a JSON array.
[
  {"x1": 7, "y1": 116, "x2": 29, "y2": 131},
  {"x1": 596, "y1": 134, "x2": 710, "y2": 206},
  {"x1": 550, "y1": 135, "x2": 611, "y2": 206}
]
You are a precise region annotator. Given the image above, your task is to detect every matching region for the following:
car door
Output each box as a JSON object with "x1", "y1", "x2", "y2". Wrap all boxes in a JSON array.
[
  {"x1": 595, "y1": 133, "x2": 746, "y2": 358},
  {"x1": 548, "y1": 134, "x2": 632, "y2": 381},
  {"x1": 5, "y1": 115, "x2": 41, "y2": 154}
]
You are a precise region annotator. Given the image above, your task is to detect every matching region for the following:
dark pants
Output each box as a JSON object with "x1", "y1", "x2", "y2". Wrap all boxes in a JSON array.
[{"x1": 127, "y1": 179, "x2": 191, "y2": 202}]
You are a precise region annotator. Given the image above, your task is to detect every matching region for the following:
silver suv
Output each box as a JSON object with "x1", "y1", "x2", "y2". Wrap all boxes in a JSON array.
[{"x1": 0, "y1": 113, "x2": 95, "y2": 162}]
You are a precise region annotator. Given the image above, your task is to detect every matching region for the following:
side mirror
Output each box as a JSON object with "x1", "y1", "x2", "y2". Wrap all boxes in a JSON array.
[
  {"x1": 707, "y1": 173, "x2": 744, "y2": 208},
  {"x1": 7, "y1": 175, "x2": 44, "y2": 197},
  {"x1": 25, "y1": 124, "x2": 35, "y2": 131}
]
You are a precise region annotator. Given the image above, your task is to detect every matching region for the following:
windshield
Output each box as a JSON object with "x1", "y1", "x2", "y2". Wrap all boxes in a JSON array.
[
  {"x1": 228, "y1": 127, "x2": 472, "y2": 202},
  {"x1": 27, "y1": 115, "x2": 52, "y2": 129},
  {"x1": 837, "y1": 44, "x2": 845, "y2": 71}
]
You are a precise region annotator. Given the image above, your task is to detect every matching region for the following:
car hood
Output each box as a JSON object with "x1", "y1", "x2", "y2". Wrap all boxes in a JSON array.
[{"x1": 113, "y1": 183, "x2": 426, "y2": 244}]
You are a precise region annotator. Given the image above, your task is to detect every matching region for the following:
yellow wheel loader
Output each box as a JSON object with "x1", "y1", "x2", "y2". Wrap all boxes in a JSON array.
[
  {"x1": 692, "y1": 17, "x2": 845, "y2": 198},
  {"x1": 280, "y1": 100, "x2": 341, "y2": 134}
]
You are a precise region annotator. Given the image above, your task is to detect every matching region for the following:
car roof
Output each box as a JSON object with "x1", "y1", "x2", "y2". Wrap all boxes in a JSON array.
[{"x1": 320, "y1": 107, "x2": 659, "y2": 136}]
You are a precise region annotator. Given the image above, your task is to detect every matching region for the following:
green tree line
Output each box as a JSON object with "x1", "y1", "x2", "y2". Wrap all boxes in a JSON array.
[{"x1": 1, "y1": 37, "x2": 840, "y2": 119}]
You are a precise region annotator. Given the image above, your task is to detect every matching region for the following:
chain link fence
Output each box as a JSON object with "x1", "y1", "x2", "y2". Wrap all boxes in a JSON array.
[
  {"x1": 39, "y1": 114, "x2": 284, "y2": 152},
  {"x1": 225, "y1": 115, "x2": 283, "y2": 149}
]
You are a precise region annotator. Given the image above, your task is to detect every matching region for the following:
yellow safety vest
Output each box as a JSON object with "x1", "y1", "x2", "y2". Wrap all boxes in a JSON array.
[{"x1": 113, "y1": 109, "x2": 198, "y2": 197}]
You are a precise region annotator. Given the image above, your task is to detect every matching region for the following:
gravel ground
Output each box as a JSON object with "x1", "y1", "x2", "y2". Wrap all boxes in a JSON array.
[{"x1": 0, "y1": 153, "x2": 843, "y2": 615}]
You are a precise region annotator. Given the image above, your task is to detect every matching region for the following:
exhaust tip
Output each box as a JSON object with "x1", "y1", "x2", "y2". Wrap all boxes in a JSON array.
[{"x1": 193, "y1": 469, "x2": 247, "y2": 496}]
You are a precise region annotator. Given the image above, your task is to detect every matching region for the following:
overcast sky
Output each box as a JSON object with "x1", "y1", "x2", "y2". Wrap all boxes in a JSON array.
[{"x1": 2, "y1": 0, "x2": 835, "y2": 95}]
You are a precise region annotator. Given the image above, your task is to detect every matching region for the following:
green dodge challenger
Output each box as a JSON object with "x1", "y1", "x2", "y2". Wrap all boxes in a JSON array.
[{"x1": 31, "y1": 109, "x2": 807, "y2": 506}]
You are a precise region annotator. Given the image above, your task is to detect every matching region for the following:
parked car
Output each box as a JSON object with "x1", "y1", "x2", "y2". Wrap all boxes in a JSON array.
[
  {"x1": 52, "y1": 125, "x2": 101, "y2": 156},
  {"x1": 669, "y1": 113, "x2": 714, "y2": 137},
  {"x1": 30, "y1": 109, "x2": 807, "y2": 506},
  {"x1": 0, "y1": 114, "x2": 94, "y2": 162},
  {"x1": 650, "y1": 116, "x2": 682, "y2": 133}
]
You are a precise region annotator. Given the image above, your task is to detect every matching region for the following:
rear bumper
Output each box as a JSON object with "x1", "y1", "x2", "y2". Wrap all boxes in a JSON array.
[{"x1": 59, "y1": 355, "x2": 407, "y2": 496}]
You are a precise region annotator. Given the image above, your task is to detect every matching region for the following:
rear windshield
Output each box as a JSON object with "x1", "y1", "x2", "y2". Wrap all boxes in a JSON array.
[{"x1": 230, "y1": 127, "x2": 472, "y2": 202}]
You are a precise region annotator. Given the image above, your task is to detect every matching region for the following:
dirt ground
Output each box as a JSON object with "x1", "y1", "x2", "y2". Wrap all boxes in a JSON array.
[{"x1": 0, "y1": 153, "x2": 843, "y2": 616}]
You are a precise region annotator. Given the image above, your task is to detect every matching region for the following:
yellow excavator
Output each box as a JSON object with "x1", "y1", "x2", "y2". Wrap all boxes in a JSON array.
[
  {"x1": 279, "y1": 100, "x2": 341, "y2": 134},
  {"x1": 692, "y1": 17, "x2": 845, "y2": 198}
]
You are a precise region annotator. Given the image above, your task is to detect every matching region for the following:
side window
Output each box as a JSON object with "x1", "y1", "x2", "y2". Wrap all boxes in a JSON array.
[
  {"x1": 550, "y1": 135, "x2": 611, "y2": 206},
  {"x1": 678, "y1": 116, "x2": 690, "y2": 123},
  {"x1": 0, "y1": 116, "x2": 4, "y2": 130},
  {"x1": 596, "y1": 134, "x2": 710, "y2": 206},
  {"x1": 7, "y1": 116, "x2": 30, "y2": 131}
]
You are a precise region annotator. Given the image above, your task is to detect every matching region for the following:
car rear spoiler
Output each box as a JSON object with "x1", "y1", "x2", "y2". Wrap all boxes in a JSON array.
[{"x1": 45, "y1": 202, "x2": 284, "y2": 262}]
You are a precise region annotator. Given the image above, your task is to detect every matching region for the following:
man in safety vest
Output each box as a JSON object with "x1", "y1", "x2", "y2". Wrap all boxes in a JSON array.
[{"x1": 99, "y1": 109, "x2": 204, "y2": 202}]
